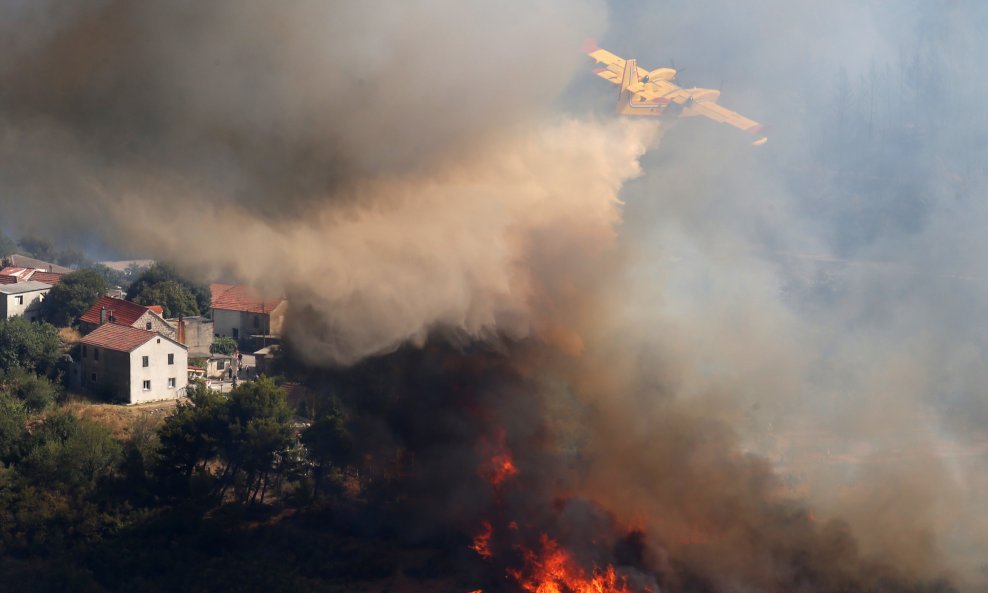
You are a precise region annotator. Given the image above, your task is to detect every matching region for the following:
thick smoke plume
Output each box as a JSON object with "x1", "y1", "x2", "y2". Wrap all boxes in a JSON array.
[
  {"x1": 0, "y1": 0, "x2": 646, "y2": 363},
  {"x1": 3, "y1": 0, "x2": 988, "y2": 591}
]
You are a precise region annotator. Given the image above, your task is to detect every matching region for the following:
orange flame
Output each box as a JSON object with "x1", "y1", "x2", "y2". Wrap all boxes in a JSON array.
[
  {"x1": 508, "y1": 534, "x2": 632, "y2": 593},
  {"x1": 484, "y1": 452, "x2": 519, "y2": 488},
  {"x1": 471, "y1": 520, "x2": 494, "y2": 559},
  {"x1": 478, "y1": 429, "x2": 519, "y2": 488}
]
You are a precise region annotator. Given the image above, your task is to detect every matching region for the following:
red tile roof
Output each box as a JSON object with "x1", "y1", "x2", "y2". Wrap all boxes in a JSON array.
[
  {"x1": 29, "y1": 271, "x2": 63, "y2": 286},
  {"x1": 210, "y1": 282, "x2": 235, "y2": 295},
  {"x1": 80, "y1": 296, "x2": 155, "y2": 326},
  {"x1": 0, "y1": 276, "x2": 16, "y2": 285},
  {"x1": 211, "y1": 284, "x2": 285, "y2": 314},
  {"x1": 0, "y1": 267, "x2": 33, "y2": 280},
  {"x1": 80, "y1": 324, "x2": 158, "y2": 353},
  {"x1": 147, "y1": 305, "x2": 164, "y2": 315},
  {"x1": 0, "y1": 268, "x2": 63, "y2": 285},
  {"x1": 2, "y1": 254, "x2": 72, "y2": 274}
]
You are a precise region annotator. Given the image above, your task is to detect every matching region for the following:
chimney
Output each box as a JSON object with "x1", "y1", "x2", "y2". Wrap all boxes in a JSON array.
[
  {"x1": 178, "y1": 316, "x2": 187, "y2": 345},
  {"x1": 100, "y1": 306, "x2": 107, "y2": 325}
]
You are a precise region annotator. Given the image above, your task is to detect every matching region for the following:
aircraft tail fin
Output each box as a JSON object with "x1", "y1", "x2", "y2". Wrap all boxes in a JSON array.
[
  {"x1": 616, "y1": 58, "x2": 638, "y2": 112},
  {"x1": 616, "y1": 58, "x2": 664, "y2": 116},
  {"x1": 619, "y1": 58, "x2": 638, "y2": 93}
]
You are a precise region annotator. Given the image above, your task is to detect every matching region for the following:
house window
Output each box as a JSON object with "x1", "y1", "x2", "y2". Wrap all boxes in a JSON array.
[
  {"x1": 253, "y1": 315, "x2": 260, "y2": 329},
  {"x1": 232, "y1": 328, "x2": 239, "y2": 339},
  {"x1": 142, "y1": 380, "x2": 151, "y2": 391},
  {"x1": 142, "y1": 355, "x2": 149, "y2": 367},
  {"x1": 168, "y1": 377, "x2": 176, "y2": 388},
  {"x1": 146, "y1": 321, "x2": 152, "y2": 330},
  {"x1": 91, "y1": 373, "x2": 97, "y2": 383},
  {"x1": 14, "y1": 295, "x2": 23, "y2": 305},
  {"x1": 82, "y1": 345, "x2": 87, "y2": 358},
  {"x1": 168, "y1": 353, "x2": 174, "y2": 365},
  {"x1": 217, "y1": 360, "x2": 226, "y2": 370},
  {"x1": 94, "y1": 348, "x2": 99, "y2": 361}
]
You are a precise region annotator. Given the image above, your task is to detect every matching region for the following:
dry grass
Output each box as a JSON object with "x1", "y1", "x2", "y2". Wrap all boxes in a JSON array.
[
  {"x1": 62, "y1": 395, "x2": 179, "y2": 440},
  {"x1": 58, "y1": 327, "x2": 82, "y2": 345}
]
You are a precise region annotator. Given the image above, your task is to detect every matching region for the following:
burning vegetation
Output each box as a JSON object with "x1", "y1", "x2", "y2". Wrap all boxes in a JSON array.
[{"x1": 0, "y1": 1, "x2": 985, "y2": 591}]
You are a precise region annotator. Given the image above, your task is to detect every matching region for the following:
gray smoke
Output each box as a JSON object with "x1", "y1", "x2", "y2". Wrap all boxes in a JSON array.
[{"x1": 3, "y1": 0, "x2": 988, "y2": 589}]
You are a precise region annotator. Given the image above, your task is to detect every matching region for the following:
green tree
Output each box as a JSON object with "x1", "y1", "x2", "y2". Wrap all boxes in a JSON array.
[
  {"x1": 41, "y1": 268, "x2": 108, "y2": 327},
  {"x1": 126, "y1": 263, "x2": 210, "y2": 315},
  {"x1": 16, "y1": 235, "x2": 55, "y2": 262},
  {"x1": 0, "y1": 392, "x2": 27, "y2": 463},
  {"x1": 156, "y1": 378, "x2": 293, "y2": 505},
  {"x1": 210, "y1": 336, "x2": 238, "y2": 356},
  {"x1": 222, "y1": 378, "x2": 294, "y2": 504},
  {"x1": 0, "y1": 369, "x2": 60, "y2": 412},
  {"x1": 301, "y1": 405, "x2": 354, "y2": 500},
  {"x1": 83, "y1": 263, "x2": 131, "y2": 290},
  {"x1": 0, "y1": 317, "x2": 62, "y2": 376},
  {"x1": 0, "y1": 231, "x2": 16, "y2": 258},
  {"x1": 21, "y1": 412, "x2": 122, "y2": 495},
  {"x1": 156, "y1": 381, "x2": 228, "y2": 491},
  {"x1": 132, "y1": 280, "x2": 198, "y2": 318},
  {"x1": 54, "y1": 248, "x2": 89, "y2": 268}
]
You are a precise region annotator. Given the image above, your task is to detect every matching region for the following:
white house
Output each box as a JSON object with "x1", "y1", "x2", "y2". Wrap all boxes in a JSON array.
[
  {"x1": 79, "y1": 324, "x2": 189, "y2": 404},
  {"x1": 210, "y1": 283, "x2": 286, "y2": 348},
  {"x1": 0, "y1": 280, "x2": 52, "y2": 321}
]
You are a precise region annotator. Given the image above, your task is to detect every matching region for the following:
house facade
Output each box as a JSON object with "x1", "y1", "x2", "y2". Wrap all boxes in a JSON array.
[
  {"x1": 79, "y1": 296, "x2": 176, "y2": 338},
  {"x1": 0, "y1": 281, "x2": 52, "y2": 321},
  {"x1": 79, "y1": 324, "x2": 189, "y2": 404},
  {"x1": 210, "y1": 283, "x2": 286, "y2": 348},
  {"x1": 172, "y1": 315, "x2": 214, "y2": 354}
]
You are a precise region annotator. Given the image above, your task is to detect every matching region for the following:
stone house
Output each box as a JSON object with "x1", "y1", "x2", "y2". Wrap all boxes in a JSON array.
[
  {"x1": 79, "y1": 296, "x2": 176, "y2": 338},
  {"x1": 172, "y1": 315, "x2": 214, "y2": 354},
  {"x1": 78, "y1": 324, "x2": 188, "y2": 404}
]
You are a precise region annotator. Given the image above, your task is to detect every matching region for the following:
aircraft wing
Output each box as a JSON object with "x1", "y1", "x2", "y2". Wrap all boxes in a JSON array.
[
  {"x1": 587, "y1": 47, "x2": 684, "y2": 104},
  {"x1": 585, "y1": 45, "x2": 649, "y2": 87},
  {"x1": 682, "y1": 100, "x2": 766, "y2": 141},
  {"x1": 585, "y1": 41, "x2": 767, "y2": 143}
]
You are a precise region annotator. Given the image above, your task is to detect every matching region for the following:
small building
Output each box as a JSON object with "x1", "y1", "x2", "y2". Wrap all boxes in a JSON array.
[
  {"x1": 79, "y1": 324, "x2": 188, "y2": 404},
  {"x1": 189, "y1": 351, "x2": 233, "y2": 379},
  {"x1": 0, "y1": 267, "x2": 64, "y2": 286},
  {"x1": 0, "y1": 281, "x2": 52, "y2": 321},
  {"x1": 210, "y1": 283, "x2": 286, "y2": 349},
  {"x1": 0, "y1": 254, "x2": 72, "y2": 274},
  {"x1": 253, "y1": 344, "x2": 281, "y2": 377},
  {"x1": 172, "y1": 315, "x2": 214, "y2": 354},
  {"x1": 79, "y1": 296, "x2": 176, "y2": 338}
]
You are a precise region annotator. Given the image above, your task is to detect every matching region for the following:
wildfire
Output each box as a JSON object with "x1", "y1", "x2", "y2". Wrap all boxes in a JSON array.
[
  {"x1": 471, "y1": 428, "x2": 640, "y2": 592},
  {"x1": 484, "y1": 452, "x2": 519, "y2": 488},
  {"x1": 478, "y1": 429, "x2": 519, "y2": 488},
  {"x1": 471, "y1": 520, "x2": 494, "y2": 559},
  {"x1": 508, "y1": 534, "x2": 632, "y2": 593}
]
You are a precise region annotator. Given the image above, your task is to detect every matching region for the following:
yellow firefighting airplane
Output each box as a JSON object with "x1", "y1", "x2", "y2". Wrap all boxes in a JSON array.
[{"x1": 586, "y1": 41, "x2": 768, "y2": 145}]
